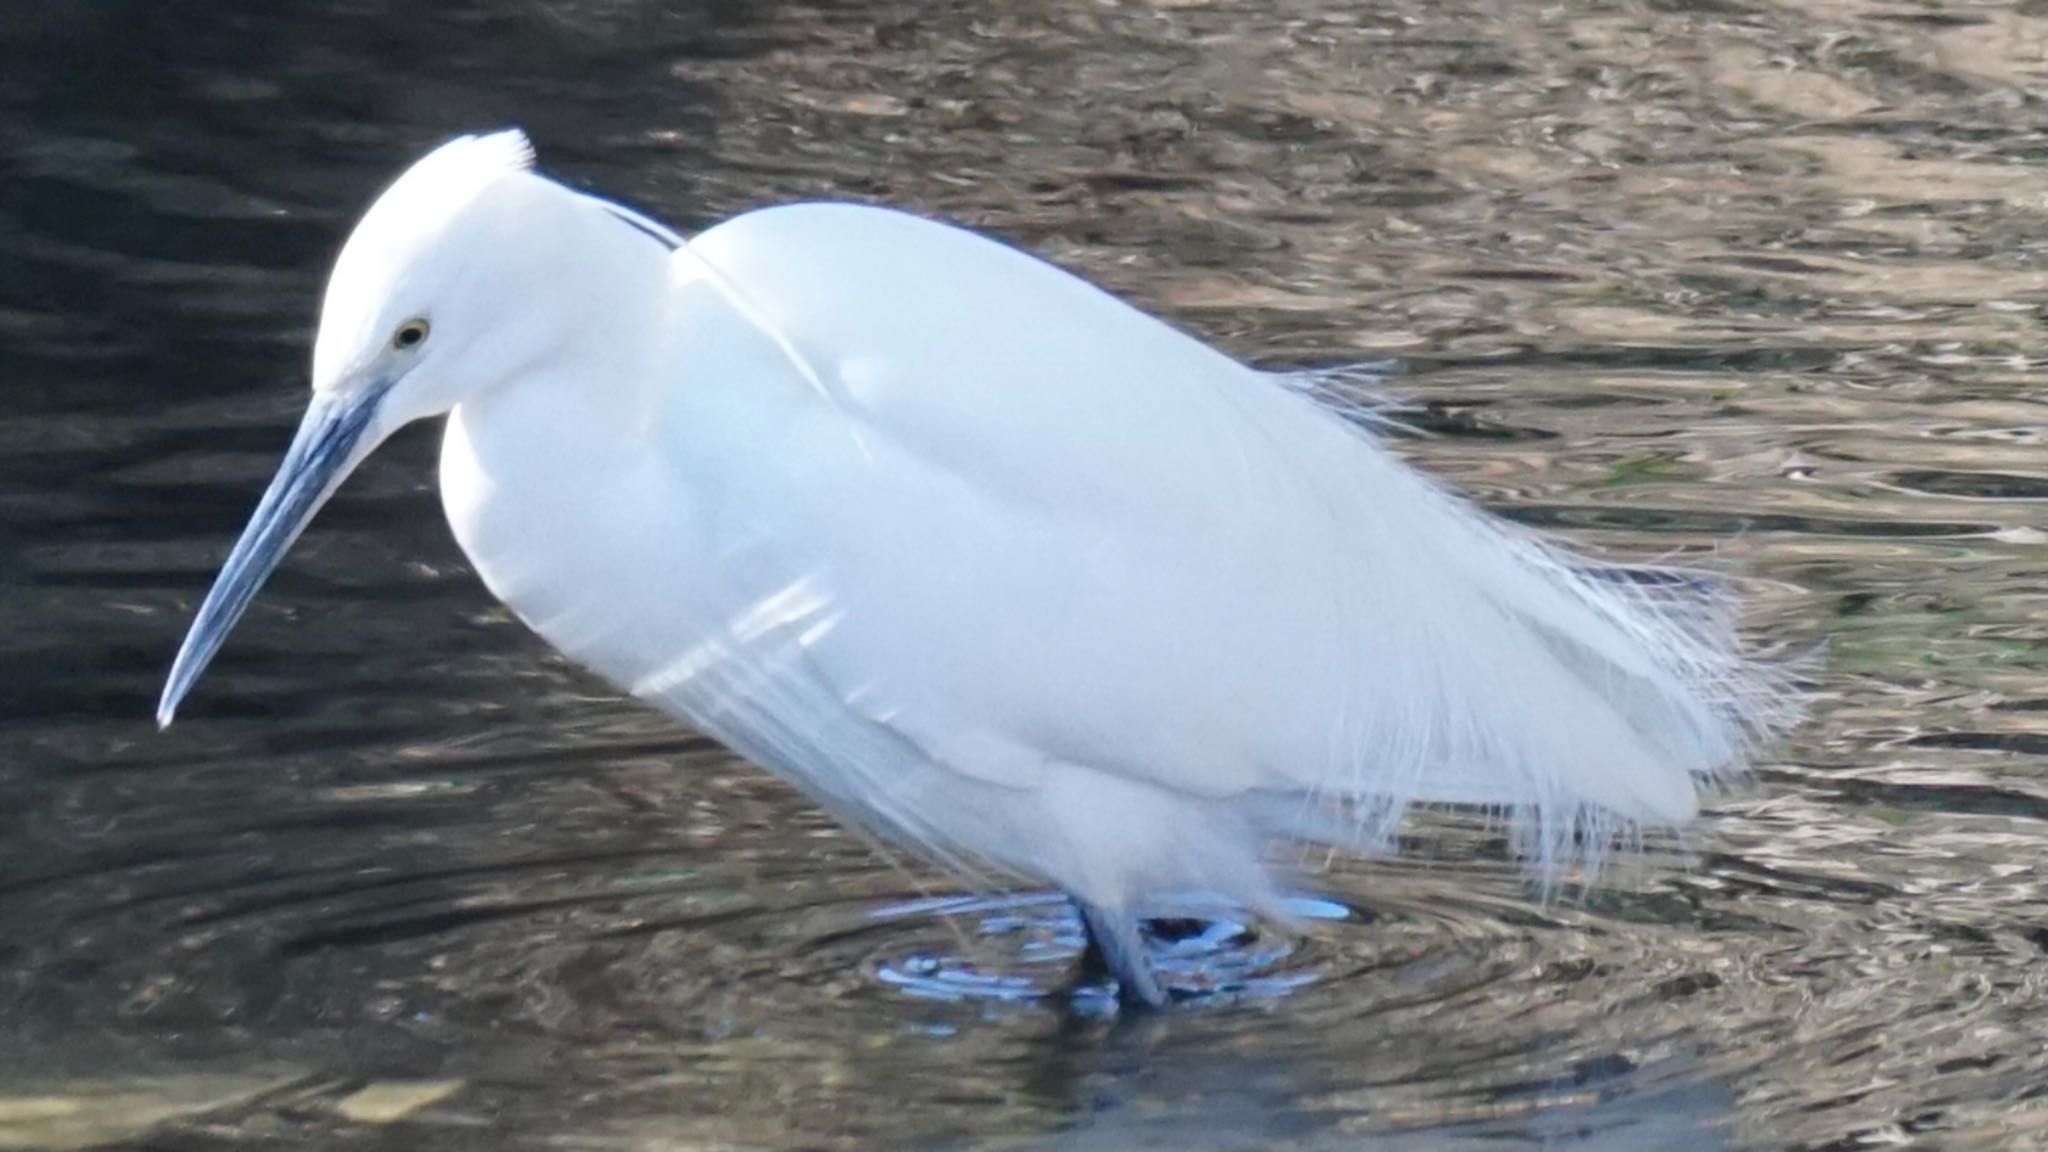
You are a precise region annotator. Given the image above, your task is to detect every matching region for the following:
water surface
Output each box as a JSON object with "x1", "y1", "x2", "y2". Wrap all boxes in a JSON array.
[{"x1": 3, "y1": 2, "x2": 2046, "y2": 1149}]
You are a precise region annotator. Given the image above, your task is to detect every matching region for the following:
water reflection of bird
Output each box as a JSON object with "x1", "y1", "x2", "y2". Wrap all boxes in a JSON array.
[{"x1": 156, "y1": 131, "x2": 1802, "y2": 1007}]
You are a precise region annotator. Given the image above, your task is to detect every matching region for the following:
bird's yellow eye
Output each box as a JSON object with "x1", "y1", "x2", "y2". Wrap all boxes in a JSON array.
[{"x1": 392, "y1": 318, "x2": 430, "y2": 350}]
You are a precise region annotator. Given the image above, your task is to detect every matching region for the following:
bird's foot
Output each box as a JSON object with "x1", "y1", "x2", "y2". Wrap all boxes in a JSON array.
[{"x1": 1072, "y1": 898, "x2": 1170, "y2": 1009}]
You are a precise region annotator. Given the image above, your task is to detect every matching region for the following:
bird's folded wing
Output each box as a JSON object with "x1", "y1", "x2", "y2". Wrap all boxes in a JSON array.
[{"x1": 669, "y1": 204, "x2": 1797, "y2": 865}]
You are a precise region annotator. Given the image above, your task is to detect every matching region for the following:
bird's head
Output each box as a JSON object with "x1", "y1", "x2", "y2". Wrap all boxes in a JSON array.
[
  {"x1": 307, "y1": 129, "x2": 607, "y2": 434},
  {"x1": 156, "y1": 129, "x2": 644, "y2": 727}
]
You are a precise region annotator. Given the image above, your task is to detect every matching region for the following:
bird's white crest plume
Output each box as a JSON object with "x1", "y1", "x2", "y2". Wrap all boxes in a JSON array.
[{"x1": 159, "y1": 130, "x2": 1808, "y2": 1008}]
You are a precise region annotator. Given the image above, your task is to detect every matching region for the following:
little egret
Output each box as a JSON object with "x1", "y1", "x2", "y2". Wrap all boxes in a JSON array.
[{"x1": 158, "y1": 131, "x2": 1801, "y2": 1007}]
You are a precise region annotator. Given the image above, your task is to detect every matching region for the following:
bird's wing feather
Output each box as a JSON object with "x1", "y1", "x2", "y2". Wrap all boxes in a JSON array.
[{"x1": 668, "y1": 203, "x2": 1797, "y2": 875}]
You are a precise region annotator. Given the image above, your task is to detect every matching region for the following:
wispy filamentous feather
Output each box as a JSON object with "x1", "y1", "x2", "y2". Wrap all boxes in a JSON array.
[
  {"x1": 629, "y1": 584, "x2": 1015, "y2": 894},
  {"x1": 1264, "y1": 367, "x2": 1809, "y2": 886},
  {"x1": 1266, "y1": 360, "x2": 1421, "y2": 434}
]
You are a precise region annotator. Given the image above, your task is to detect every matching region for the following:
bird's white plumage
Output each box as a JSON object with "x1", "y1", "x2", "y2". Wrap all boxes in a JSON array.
[
  {"x1": 436, "y1": 166, "x2": 1798, "y2": 919},
  {"x1": 167, "y1": 132, "x2": 1804, "y2": 995}
]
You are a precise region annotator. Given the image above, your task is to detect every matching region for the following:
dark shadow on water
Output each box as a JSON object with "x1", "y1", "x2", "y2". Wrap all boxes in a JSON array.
[{"x1": 1006, "y1": 1013, "x2": 1741, "y2": 1152}]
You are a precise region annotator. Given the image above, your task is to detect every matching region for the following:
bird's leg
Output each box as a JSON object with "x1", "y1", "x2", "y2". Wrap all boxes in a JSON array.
[
  {"x1": 1072, "y1": 898, "x2": 1169, "y2": 1008},
  {"x1": 1075, "y1": 921, "x2": 1113, "y2": 983}
]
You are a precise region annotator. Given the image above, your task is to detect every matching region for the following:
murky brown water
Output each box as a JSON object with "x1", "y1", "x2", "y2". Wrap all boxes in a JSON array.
[{"x1": 3, "y1": 1, "x2": 2046, "y2": 1149}]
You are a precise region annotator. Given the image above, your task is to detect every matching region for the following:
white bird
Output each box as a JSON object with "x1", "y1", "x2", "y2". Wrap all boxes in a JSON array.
[{"x1": 157, "y1": 131, "x2": 1800, "y2": 1007}]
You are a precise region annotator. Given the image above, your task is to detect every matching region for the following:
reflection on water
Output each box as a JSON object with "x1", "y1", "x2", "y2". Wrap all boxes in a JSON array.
[{"x1": 2, "y1": 0, "x2": 2046, "y2": 1149}]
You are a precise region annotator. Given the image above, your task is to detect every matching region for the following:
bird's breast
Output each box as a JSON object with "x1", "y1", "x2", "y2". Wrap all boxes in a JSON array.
[
  {"x1": 434, "y1": 247, "x2": 885, "y2": 716},
  {"x1": 439, "y1": 381, "x2": 725, "y2": 696}
]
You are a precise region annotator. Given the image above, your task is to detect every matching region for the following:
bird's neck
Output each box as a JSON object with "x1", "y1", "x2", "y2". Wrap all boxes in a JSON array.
[
  {"x1": 556, "y1": 194, "x2": 680, "y2": 391},
  {"x1": 475, "y1": 190, "x2": 679, "y2": 419},
  {"x1": 441, "y1": 194, "x2": 681, "y2": 524}
]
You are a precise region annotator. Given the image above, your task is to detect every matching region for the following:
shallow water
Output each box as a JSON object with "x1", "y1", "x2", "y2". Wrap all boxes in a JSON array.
[{"x1": 3, "y1": 1, "x2": 2046, "y2": 1149}]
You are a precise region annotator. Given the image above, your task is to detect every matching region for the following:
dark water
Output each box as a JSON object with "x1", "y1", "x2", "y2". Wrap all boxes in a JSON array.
[{"x1": 4, "y1": 1, "x2": 2047, "y2": 1148}]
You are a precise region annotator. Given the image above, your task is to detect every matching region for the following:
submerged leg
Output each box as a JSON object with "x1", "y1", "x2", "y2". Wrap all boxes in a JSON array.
[{"x1": 1073, "y1": 897, "x2": 1168, "y2": 1008}]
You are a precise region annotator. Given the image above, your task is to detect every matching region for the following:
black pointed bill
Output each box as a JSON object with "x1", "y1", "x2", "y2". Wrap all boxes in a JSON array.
[{"x1": 156, "y1": 383, "x2": 391, "y2": 728}]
